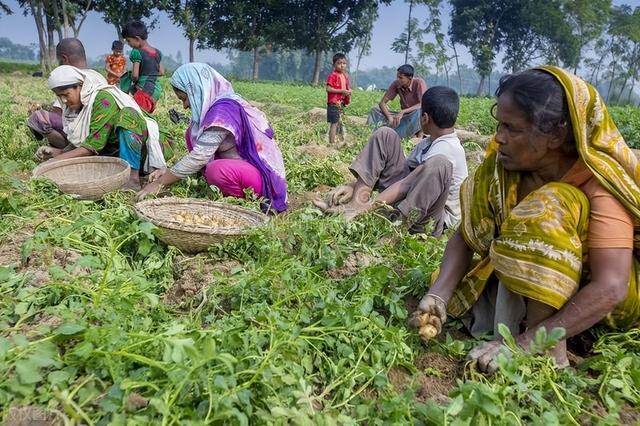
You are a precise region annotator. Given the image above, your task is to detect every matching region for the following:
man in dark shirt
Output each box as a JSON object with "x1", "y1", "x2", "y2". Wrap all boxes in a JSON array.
[{"x1": 367, "y1": 64, "x2": 427, "y2": 139}]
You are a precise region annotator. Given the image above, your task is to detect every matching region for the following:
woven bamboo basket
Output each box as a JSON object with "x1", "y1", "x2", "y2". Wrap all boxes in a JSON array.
[
  {"x1": 32, "y1": 156, "x2": 130, "y2": 200},
  {"x1": 134, "y1": 197, "x2": 268, "y2": 253}
]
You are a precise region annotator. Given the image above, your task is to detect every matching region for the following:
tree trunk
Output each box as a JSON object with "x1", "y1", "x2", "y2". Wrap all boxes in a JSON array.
[
  {"x1": 189, "y1": 37, "x2": 195, "y2": 62},
  {"x1": 476, "y1": 74, "x2": 486, "y2": 97},
  {"x1": 45, "y1": 13, "x2": 57, "y2": 66},
  {"x1": 115, "y1": 24, "x2": 123, "y2": 41},
  {"x1": 50, "y1": 0, "x2": 63, "y2": 42},
  {"x1": 72, "y1": 0, "x2": 92, "y2": 37},
  {"x1": 606, "y1": 65, "x2": 617, "y2": 103},
  {"x1": 252, "y1": 46, "x2": 260, "y2": 80},
  {"x1": 452, "y1": 42, "x2": 462, "y2": 95},
  {"x1": 312, "y1": 49, "x2": 323, "y2": 86},
  {"x1": 354, "y1": 46, "x2": 364, "y2": 89},
  {"x1": 616, "y1": 72, "x2": 630, "y2": 104},
  {"x1": 404, "y1": 0, "x2": 413, "y2": 64},
  {"x1": 30, "y1": 0, "x2": 50, "y2": 73},
  {"x1": 61, "y1": 0, "x2": 69, "y2": 38}
]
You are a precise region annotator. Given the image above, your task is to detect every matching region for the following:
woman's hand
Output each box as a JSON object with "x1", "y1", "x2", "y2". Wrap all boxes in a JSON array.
[
  {"x1": 35, "y1": 146, "x2": 63, "y2": 162},
  {"x1": 136, "y1": 167, "x2": 181, "y2": 201},
  {"x1": 148, "y1": 166, "x2": 169, "y2": 183},
  {"x1": 136, "y1": 180, "x2": 163, "y2": 201},
  {"x1": 408, "y1": 293, "x2": 448, "y2": 342},
  {"x1": 467, "y1": 340, "x2": 508, "y2": 375}
]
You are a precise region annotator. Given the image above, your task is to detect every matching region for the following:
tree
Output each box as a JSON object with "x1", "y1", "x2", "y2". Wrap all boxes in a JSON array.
[
  {"x1": 501, "y1": 0, "x2": 579, "y2": 73},
  {"x1": 564, "y1": 0, "x2": 611, "y2": 73},
  {"x1": 293, "y1": 0, "x2": 384, "y2": 85},
  {"x1": 195, "y1": 0, "x2": 292, "y2": 80},
  {"x1": 351, "y1": 3, "x2": 377, "y2": 87},
  {"x1": 162, "y1": 0, "x2": 207, "y2": 62},
  {"x1": 414, "y1": 1, "x2": 453, "y2": 84},
  {"x1": 449, "y1": 0, "x2": 509, "y2": 96},
  {"x1": 391, "y1": 0, "x2": 420, "y2": 64},
  {"x1": 0, "y1": 1, "x2": 12, "y2": 16},
  {"x1": 93, "y1": 0, "x2": 157, "y2": 40},
  {"x1": 0, "y1": 37, "x2": 36, "y2": 61},
  {"x1": 20, "y1": 0, "x2": 58, "y2": 72},
  {"x1": 606, "y1": 5, "x2": 640, "y2": 104},
  {"x1": 64, "y1": 0, "x2": 94, "y2": 38}
]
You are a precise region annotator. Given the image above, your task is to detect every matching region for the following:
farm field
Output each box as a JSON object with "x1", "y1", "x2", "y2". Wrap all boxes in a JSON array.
[{"x1": 0, "y1": 71, "x2": 640, "y2": 424}]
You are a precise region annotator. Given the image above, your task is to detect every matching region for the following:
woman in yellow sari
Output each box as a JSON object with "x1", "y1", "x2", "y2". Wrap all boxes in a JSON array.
[{"x1": 411, "y1": 66, "x2": 640, "y2": 373}]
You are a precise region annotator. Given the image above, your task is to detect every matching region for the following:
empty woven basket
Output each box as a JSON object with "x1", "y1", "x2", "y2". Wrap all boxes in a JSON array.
[
  {"x1": 134, "y1": 197, "x2": 268, "y2": 253},
  {"x1": 32, "y1": 156, "x2": 130, "y2": 200}
]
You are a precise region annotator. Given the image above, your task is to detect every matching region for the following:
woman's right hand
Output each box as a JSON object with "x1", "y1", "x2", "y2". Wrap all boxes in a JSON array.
[
  {"x1": 408, "y1": 293, "x2": 448, "y2": 342},
  {"x1": 148, "y1": 166, "x2": 169, "y2": 183}
]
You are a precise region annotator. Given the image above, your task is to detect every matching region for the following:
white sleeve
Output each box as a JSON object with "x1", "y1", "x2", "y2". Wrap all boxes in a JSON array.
[{"x1": 170, "y1": 128, "x2": 229, "y2": 178}]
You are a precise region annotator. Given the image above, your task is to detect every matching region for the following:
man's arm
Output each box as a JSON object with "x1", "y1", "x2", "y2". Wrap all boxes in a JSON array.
[{"x1": 378, "y1": 93, "x2": 394, "y2": 124}]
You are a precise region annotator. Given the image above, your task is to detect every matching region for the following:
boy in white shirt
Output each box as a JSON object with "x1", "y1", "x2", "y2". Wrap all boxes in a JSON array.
[{"x1": 315, "y1": 86, "x2": 468, "y2": 236}]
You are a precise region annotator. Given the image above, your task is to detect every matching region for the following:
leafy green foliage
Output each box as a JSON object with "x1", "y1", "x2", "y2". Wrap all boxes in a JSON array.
[{"x1": 0, "y1": 74, "x2": 639, "y2": 423}]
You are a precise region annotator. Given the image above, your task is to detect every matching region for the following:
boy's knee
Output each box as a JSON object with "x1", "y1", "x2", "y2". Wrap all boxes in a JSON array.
[
  {"x1": 415, "y1": 155, "x2": 453, "y2": 181},
  {"x1": 372, "y1": 126, "x2": 402, "y2": 146}
]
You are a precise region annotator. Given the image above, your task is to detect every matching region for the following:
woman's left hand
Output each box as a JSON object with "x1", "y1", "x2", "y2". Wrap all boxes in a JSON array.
[
  {"x1": 136, "y1": 180, "x2": 162, "y2": 201},
  {"x1": 466, "y1": 340, "x2": 508, "y2": 374}
]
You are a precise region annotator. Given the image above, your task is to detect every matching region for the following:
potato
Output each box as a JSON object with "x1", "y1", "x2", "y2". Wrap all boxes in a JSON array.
[
  {"x1": 419, "y1": 324, "x2": 438, "y2": 340},
  {"x1": 172, "y1": 211, "x2": 235, "y2": 228}
]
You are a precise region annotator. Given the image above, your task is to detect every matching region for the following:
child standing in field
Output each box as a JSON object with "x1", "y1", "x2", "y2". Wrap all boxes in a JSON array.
[
  {"x1": 105, "y1": 40, "x2": 126, "y2": 85},
  {"x1": 120, "y1": 21, "x2": 164, "y2": 114},
  {"x1": 326, "y1": 53, "x2": 351, "y2": 145}
]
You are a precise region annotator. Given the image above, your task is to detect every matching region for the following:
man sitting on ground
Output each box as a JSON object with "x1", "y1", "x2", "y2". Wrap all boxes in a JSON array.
[
  {"x1": 366, "y1": 64, "x2": 427, "y2": 139},
  {"x1": 27, "y1": 38, "x2": 88, "y2": 152},
  {"x1": 315, "y1": 86, "x2": 468, "y2": 236}
]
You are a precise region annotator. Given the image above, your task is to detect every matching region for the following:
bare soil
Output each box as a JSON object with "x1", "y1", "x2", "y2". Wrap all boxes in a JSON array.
[
  {"x1": 4, "y1": 405, "x2": 59, "y2": 426},
  {"x1": 388, "y1": 352, "x2": 460, "y2": 404},
  {"x1": 164, "y1": 255, "x2": 241, "y2": 306},
  {"x1": 326, "y1": 251, "x2": 381, "y2": 279}
]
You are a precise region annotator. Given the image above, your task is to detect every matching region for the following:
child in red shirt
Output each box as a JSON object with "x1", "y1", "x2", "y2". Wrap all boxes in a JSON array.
[{"x1": 326, "y1": 53, "x2": 351, "y2": 145}]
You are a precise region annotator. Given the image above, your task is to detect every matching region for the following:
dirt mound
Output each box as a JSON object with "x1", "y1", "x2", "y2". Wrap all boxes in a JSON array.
[
  {"x1": 308, "y1": 107, "x2": 369, "y2": 128},
  {"x1": 296, "y1": 144, "x2": 339, "y2": 159},
  {"x1": 307, "y1": 107, "x2": 327, "y2": 119},
  {"x1": 165, "y1": 255, "x2": 241, "y2": 306},
  {"x1": 414, "y1": 352, "x2": 459, "y2": 403},
  {"x1": 22, "y1": 247, "x2": 84, "y2": 287},
  {"x1": 456, "y1": 128, "x2": 491, "y2": 145},
  {"x1": 0, "y1": 227, "x2": 33, "y2": 268},
  {"x1": 388, "y1": 352, "x2": 459, "y2": 404},
  {"x1": 5, "y1": 405, "x2": 59, "y2": 426},
  {"x1": 326, "y1": 251, "x2": 381, "y2": 279},
  {"x1": 465, "y1": 150, "x2": 485, "y2": 166},
  {"x1": 345, "y1": 116, "x2": 367, "y2": 126},
  {"x1": 288, "y1": 185, "x2": 333, "y2": 210}
]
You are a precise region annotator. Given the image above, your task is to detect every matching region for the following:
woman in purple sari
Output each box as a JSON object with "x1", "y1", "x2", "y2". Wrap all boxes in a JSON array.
[{"x1": 137, "y1": 63, "x2": 288, "y2": 212}]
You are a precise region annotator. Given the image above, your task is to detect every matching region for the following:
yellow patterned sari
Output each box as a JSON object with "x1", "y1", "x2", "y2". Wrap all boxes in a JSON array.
[{"x1": 448, "y1": 66, "x2": 640, "y2": 329}]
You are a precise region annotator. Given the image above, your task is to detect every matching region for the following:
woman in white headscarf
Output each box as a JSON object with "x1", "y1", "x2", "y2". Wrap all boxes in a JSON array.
[{"x1": 44, "y1": 65, "x2": 174, "y2": 189}]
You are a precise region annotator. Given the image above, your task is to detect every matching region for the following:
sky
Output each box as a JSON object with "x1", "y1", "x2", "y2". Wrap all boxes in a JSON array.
[{"x1": 1, "y1": 0, "x2": 639, "y2": 71}]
